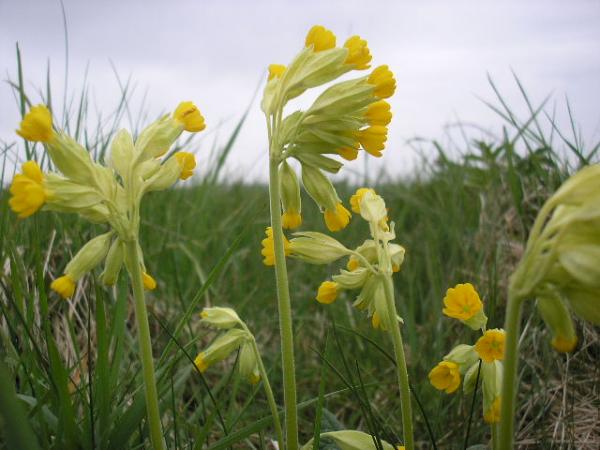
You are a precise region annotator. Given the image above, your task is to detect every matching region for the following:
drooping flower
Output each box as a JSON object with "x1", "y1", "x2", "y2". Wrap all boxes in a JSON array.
[
  {"x1": 143, "y1": 272, "x2": 157, "y2": 290},
  {"x1": 350, "y1": 187, "x2": 376, "y2": 214},
  {"x1": 305, "y1": 25, "x2": 336, "y2": 52},
  {"x1": 344, "y1": 35, "x2": 371, "y2": 69},
  {"x1": 324, "y1": 202, "x2": 351, "y2": 231},
  {"x1": 475, "y1": 329, "x2": 505, "y2": 363},
  {"x1": 174, "y1": 152, "x2": 196, "y2": 180},
  {"x1": 9, "y1": 161, "x2": 48, "y2": 218},
  {"x1": 268, "y1": 64, "x2": 286, "y2": 80},
  {"x1": 368, "y1": 65, "x2": 396, "y2": 99},
  {"x1": 16, "y1": 105, "x2": 55, "y2": 142},
  {"x1": 365, "y1": 100, "x2": 392, "y2": 126},
  {"x1": 261, "y1": 226, "x2": 292, "y2": 266},
  {"x1": 173, "y1": 101, "x2": 206, "y2": 132},
  {"x1": 483, "y1": 396, "x2": 501, "y2": 424},
  {"x1": 443, "y1": 283, "x2": 483, "y2": 320},
  {"x1": 50, "y1": 274, "x2": 76, "y2": 299},
  {"x1": 282, "y1": 211, "x2": 302, "y2": 229},
  {"x1": 428, "y1": 361, "x2": 461, "y2": 394},
  {"x1": 356, "y1": 126, "x2": 388, "y2": 157},
  {"x1": 316, "y1": 281, "x2": 339, "y2": 304}
]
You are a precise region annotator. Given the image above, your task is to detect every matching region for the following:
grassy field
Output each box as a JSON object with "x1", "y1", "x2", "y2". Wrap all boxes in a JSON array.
[{"x1": 1, "y1": 59, "x2": 599, "y2": 449}]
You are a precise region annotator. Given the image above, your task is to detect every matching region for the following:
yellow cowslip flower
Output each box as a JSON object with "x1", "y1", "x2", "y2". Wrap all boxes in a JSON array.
[
  {"x1": 343, "y1": 35, "x2": 371, "y2": 69},
  {"x1": 324, "y1": 202, "x2": 351, "y2": 232},
  {"x1": 442, "y1": 283, "x2": 483, "y2": 321},
  {"x1": 173, "y1": 101, "x2": 206, "y2": 132},
  {"x1": 261, "y1": 226, "x2": 292, "y2": 266},
  {"x1": 16, "y1": 104, "x2": 55, "y2": 142},
  {"x1": 194, "y1": 352, "x2": 208, "y2": 372},
  {"x1": 483, "y1": 396, "x2": 501, "y2": 423},
  {"x1": 368, "y1": 65, "x2": 396, "y2": 99},
  {"x1": 347, "y1": 256, "x2": 360, "y2": 271},
  {"x1": 9, "y1": 161, "x2": 48, "y2": 218},
  {"x1": 282, "y1": 210, "x2": 302, "y2": 229},
  {"x1": 143, "y1": 272, "x2": 157, "y2": 290},
  {"x1": 350, "y1": 187, "x2": 376, "y2": 214},
  {"x1": 336, "y1": 146, "x2": 359, "y2": 161},
  {"x1": 268, "y1": 64, "x2": 286, "y2": 80},
  {"x1": 51, "y1": 274, "x2": 76, "y2": 299},
  {"x1": 552, "y1": 335, "x2": 578, "y2": 353},
  {"x1": 365, "y1": 100, "x2": 392, "y2": 126},
  {"x1": 174, "y1": 152, "x2": 196, "y2": 180},
  {"x1": 475, "y1": 329, "x2": 505, "y2": 363},
  {"x1": 356, "y1": 126, "x2": 388, "y2": 157},
  {"x1": 316, "y1": 280, "x2": 338, "y2": 304},
  {"x1": 428, "y1": 360, "x2": 461, "y2": 394},
  {"x1": 305, "y1": 25, "x2": 336, "y2": 52}
]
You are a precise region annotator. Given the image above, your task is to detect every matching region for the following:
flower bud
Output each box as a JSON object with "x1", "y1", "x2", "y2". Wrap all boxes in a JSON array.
[
  {"x1": 173, "y1": 101, "x2": 206, "y2": 132},
  {"x1": 537, "y1": 292, "x2": 578, "y2": 352},
  {"x1": 200, "y1": 307, "x2": 242, "y2": 329},
  {"x1": 481, "y1": 361, "x2": 503, "y2": 423},
  {"x1": 144, "y1": 153, "x2": 185, "y2": 192},
  {"x1": 359, "y1": 190, "x2": 387, "y2": 224},
  {"x1": 101, "y1": 238, "x2": 124, "y2": 285},
  {"x1": 134, "y1": 116, "x2": 183, "y2": 162},
  {"x1": 443, "y1": 344, "x2": 479, "y2": 370},
  {"x1": 462, "y1": 361, "x2": 481, "y2": 395},
  {"x1": 563, "y1": 285, "x2": 600, "y2": 325},
  {"x1": 290, "y1": 231, "x2": 351, "y2": 264},
  {"x1": 194, "y1": 328, "x2": 249, "y2": 373},
  {"x1": 46, "y1": 134, "x2": 98, "y2": 185},
  {"x1": 279, "y1": 161, "x2": 302, "y2": 229},
  {"x1": 109, "y1": 129, "x2": 134, "y2": 179},
  {"x1": 16, "y1": 105, "x2": 55, "y2": 142},
  {"x1": 301, "y1": 164, "x2": 339, "y2": 212},
  {"x1": 238, "y1": 342, "x2": 260, "y2": 384},
  {"x1": 301, "y1": 430, "x2": 396, "y2": 450},
  {"x1": 64, "y1": 232, "x2": 113, "y2": 280},
  {"x1": 333, "y1": 268, "x2": 370, "y2": 290}
]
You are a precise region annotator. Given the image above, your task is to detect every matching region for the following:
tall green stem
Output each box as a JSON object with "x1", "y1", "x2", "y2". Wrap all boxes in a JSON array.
[
  {"x1": 251, "y1": 338, "x2": 285, "y2": 447},
  {"x1": 498, "y1": 290, "x2": 524, "y2": 450},
  {"x1": 382, "y1": 275, "x2": 414, "y2": 450},
  {"x1": 126, "y1": 240, "x2": 166, "y2": 450},
  {"x1": 268, "y1": 157, "x2": 299, "y2": 450}
]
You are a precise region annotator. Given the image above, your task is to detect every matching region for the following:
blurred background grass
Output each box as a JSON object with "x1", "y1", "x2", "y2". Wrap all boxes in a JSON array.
[{"x1": 0, "y1": 50, "x2": 599, "y2": 449}]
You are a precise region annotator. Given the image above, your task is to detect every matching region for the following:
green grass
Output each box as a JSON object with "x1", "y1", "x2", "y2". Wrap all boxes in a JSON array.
[{"x1": 1, "y1": 53, "x2": 599, "y2": 449}]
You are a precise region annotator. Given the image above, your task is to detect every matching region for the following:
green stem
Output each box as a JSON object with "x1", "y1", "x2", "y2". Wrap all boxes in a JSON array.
[
  {"x1": 382, "y1": 275, "x2": 414, "y2": 450},
  {"x1": 498, "y1": 290, "x2": 524, "y2": 450},
  {"x1": 491, "y1": 422, "x2": 498, "y2": 450},
  {"x1": 251, "y1": 338, "x2": 285, "y2": 447},
  {"x1": 268, "y1": 157, "x2": 299, "y2": 450},
  {"x1": 126, "y1": 240, "x2": 166, "y2": 450}
]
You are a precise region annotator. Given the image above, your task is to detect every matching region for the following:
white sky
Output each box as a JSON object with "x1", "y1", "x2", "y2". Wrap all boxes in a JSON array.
[{"x1": 1, "y1": 0, "x2": 599, "y2": 182}]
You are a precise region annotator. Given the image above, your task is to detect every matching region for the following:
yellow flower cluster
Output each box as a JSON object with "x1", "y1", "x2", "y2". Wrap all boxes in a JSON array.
[
  {"x1": 10, "y1": 102, "x2": 205, "y2": 298},
  {"x1": 263, "y1": 25, "x2": 397, "y2": 232},
  {"x1": 429, "y1": 283, "x2": 505, "y2": 424}
]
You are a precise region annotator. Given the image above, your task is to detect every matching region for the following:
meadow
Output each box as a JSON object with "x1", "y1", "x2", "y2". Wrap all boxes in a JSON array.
[{"x1": 1, "y1": 45, "x2": 599, "y2": 449}]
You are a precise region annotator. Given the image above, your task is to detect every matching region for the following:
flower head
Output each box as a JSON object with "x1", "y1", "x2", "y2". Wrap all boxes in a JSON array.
[
  {"x1": 356, "y1": 126, "x2": 388, "y2": 157},
  {"x1": 143, "y1": 272, "x2": 157, "y2": 290},
  {"x1": 261, "y1": 226, "x2": 291, "y2": 266},
  {"x1": 174, "y1": 151, "x2": 196, "y2": 180},
  {"x1": 344, "y1": 35, "x2": 371, "y2": 69},
  {"x1": 368, "y1": 65, "x2": 396, "y2": 99},
  {"x1": 324, "y1": 202, "x2": 351, "y2": 231},
  {"x1": 16, "y1": 105, "x2": 54, "y2": 142},
  {"x1": 268, "y1": 64, "x2": 286, "y2": 80},
  {"x1": 305, "y1": 25, "x2": 336, "y2": 52},
  {"x1": 173, "y1": 101, "x2": 206, "y2": 132},
  {"x1": 316, "y1": 281, "x2": 339, "y2": 304},
  {"x1": 9, "y1": 161, "x2": 48, "y2": 218},
  {"x1": 428, "y1": 361, "x2": 461, "y2": 394},
  {"x1": 51, "y1": 274, "x2": 76, "y2": 299},
  {"x1": 475, "y1": 329, "x2": 505, "y2": 363}
]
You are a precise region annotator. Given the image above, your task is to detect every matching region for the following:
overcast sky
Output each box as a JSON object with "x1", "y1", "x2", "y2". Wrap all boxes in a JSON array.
[{"x1": 1, "y1": 0, "x2": 599, "y2": 181}]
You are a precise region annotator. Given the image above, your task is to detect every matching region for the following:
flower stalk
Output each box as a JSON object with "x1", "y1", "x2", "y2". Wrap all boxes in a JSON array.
[
  {"x1": 126, "y1": 239, "x2": 166, "y2": 450},
  {"x1": 498, "y1": 290, "x2": 524, "y2": 450},
  {"x1": 268, "y1": 156, "x2": 299, "y2": 450},
  {"x1": 382, "y1": 274, "x2": 414, "y2": 450}
]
